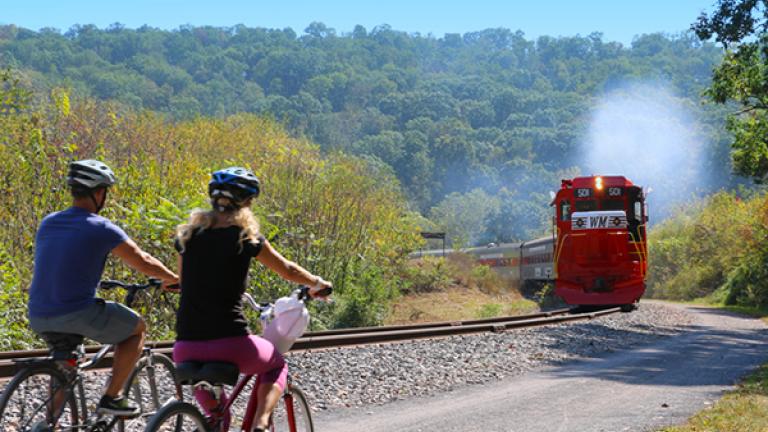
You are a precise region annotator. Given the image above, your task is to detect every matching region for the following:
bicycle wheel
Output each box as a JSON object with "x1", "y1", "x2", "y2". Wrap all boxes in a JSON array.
[
  {"x1": 144, "y1": 400, "x2": 210, "y2": 432},
  {"x1": 0, "y1": 363, "x2": 79, "y2": 432},
  {"x1": 119, "y1": 353, "x2": 182, "y2": 432},
  {"x1": 269, "y1": 385, "x2": 314, "y2": 432}
]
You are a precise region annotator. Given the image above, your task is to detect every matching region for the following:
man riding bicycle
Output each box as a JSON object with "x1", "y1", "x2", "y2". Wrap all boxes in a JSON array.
[{"x1": 27, "y1": 159, "x2": 179, "y2": 417}]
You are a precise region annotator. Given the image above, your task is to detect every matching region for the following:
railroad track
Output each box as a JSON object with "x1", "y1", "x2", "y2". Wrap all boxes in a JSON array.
[{"x1": 0, "y1": 306, "x2": 620, "y2": 378}]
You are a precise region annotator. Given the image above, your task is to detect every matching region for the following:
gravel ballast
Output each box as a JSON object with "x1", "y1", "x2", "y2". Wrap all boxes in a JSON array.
[{"x1": 2, "y1": 302, "x2": 694, "y2": 428}]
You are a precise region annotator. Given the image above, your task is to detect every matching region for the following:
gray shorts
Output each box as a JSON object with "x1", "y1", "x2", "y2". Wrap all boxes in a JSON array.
[{"x1": 29, "y1": 299, "x2": 140, "y2": 345}]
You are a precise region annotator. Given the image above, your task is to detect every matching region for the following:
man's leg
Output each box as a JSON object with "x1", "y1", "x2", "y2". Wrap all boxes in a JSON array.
[{"x1": 105, "y1": 318, "x2": 146, "y2": 397}]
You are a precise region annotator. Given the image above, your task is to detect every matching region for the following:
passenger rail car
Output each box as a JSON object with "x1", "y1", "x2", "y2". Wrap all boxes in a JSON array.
[{"x1": 413, "y1": 175, "x2": 648, "y2": 308}]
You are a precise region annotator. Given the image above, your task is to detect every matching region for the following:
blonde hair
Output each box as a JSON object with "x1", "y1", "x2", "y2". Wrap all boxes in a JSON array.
[{"x1": 176, "y1": 199, "x2": 261, "y2": 253}]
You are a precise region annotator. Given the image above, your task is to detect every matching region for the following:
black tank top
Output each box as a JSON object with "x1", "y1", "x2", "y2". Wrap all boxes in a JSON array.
[{"x1": 174, "y1": 226, "x2": 264, "y2": 340}]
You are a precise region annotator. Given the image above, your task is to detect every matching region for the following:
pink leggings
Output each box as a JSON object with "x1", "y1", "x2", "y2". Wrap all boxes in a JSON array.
[{"x1": 174, "y1": 335, "x2": 288, "y2": 427}]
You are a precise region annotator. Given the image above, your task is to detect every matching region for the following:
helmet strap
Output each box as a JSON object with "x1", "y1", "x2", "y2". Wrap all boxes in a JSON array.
[
  {"x1": 211, "y1": 197, "x2": 239, "y2": 213},
  {"x1": 90, "y1": 188, "x2": 107, "y2": 213}
]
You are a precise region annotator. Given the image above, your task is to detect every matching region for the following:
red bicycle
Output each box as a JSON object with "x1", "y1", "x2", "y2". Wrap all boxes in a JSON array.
[{"x1": 144, "y1": 285, "x2": 329, "y2": 432}]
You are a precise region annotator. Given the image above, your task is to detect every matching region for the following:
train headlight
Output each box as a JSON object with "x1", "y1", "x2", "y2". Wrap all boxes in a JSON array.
[{"x1": 595, "y1": 176, "x2": 604, "y2": 190}]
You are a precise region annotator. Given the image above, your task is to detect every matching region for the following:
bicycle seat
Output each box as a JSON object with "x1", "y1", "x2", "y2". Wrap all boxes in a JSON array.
[
  {"x1": 176, "y1": 361, "x2": 239, "y2": 386},
  {"x1": 39, "y1": 332, "x2": 84, "y2": 361}
]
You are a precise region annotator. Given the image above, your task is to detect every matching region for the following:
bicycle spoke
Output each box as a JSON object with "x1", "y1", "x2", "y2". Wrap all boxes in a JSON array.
[
  {"x1": 120, "y1": 354, "x2": 181, "y2": 432},
  {"x1": 144, "y1": 401, "x2": 208, "y2": 432},
  {"x1": 269, "y1": 386, "x2": 314, "y2": 432},
  {"x1": 0, "y1": 366, "x2": 78, "y2": 432}
]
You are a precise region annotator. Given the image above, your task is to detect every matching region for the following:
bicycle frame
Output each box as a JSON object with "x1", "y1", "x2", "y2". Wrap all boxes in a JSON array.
[
  {"x1": 185, "y1": 286, "x2": 326, "y2": 432},
  {"x1": 7, "y1": 278, "x2": 165, "y2": 431},
  {"x1": 22, "y1": 341, "x2": 120, "y2": 428},
  {"x1": 197, "y1": 373, "x2": 298, "y2": 432},
  {"x1": 9, "y1": 344, "x2": 115, "y2": 431}
]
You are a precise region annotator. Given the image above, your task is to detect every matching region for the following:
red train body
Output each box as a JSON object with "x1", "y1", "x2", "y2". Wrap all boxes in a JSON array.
[
  {"x1": 414, "y1": 175, "x2": 648, "y2": 308},
  {"x1": 553, "y1": 175, "x2": 648, "y2": 306}
]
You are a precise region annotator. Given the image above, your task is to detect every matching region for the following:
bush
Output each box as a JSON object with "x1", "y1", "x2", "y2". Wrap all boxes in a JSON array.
[
  {"x1": 476, "y1": 302, "x2": 502, "y2": 318},
  {"x1": 401, "y1": 252, "x2": 510, "y2": 295},
  {"x1": 648, "y1": 191, "x2": 768, "y2": 307},
  {"x1": 400, "y1": 256, "x2": 452, "y2": 293}
]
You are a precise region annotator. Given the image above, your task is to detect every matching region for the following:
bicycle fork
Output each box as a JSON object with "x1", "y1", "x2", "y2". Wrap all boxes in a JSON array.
[
  {"x1": 241, "y1": 389, "x2": 297, "y2": 432},
  {"x1": 132, "y1": 348, "x2": 162, "y2": 412}
]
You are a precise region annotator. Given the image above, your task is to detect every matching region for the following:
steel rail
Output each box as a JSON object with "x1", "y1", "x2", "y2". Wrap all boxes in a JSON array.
[
  {"x1": 0, "y1": 307, "x2": 620, "y2": 379},
  {"x1": 0, "y1": 308, "x2": 572, "y2": 361}
]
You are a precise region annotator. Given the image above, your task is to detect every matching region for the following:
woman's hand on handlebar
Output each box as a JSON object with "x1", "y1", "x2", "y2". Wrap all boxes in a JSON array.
[{"x1": 309, "y1": 276, "x2": 333, "y2": 299}]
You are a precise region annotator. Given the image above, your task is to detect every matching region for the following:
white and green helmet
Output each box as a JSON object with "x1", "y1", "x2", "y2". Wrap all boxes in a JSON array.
[{"x1": 66, "y1": 159, "x2": 117, "y2": 189}]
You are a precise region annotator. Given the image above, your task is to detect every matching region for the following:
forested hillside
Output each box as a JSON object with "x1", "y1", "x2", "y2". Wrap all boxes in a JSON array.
[{"x1": 0, "y1": 24, "x2": 734, "y2": 244}]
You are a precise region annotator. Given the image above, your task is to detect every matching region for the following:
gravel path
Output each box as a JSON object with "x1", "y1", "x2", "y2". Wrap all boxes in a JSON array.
[
  {"x1": 312, "y1": 302, "x2": 768, "y2": 432},
  {"x1": 288, "y1": 301, "x2": 694, "y2": 411}
]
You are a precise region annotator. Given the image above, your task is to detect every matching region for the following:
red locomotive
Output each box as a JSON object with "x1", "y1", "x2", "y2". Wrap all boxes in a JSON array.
[
  {"x1": 414, "y1": 175, "x2": 648, "y2": 309},
  {"x1": 553, "y1": 175, "x2": 648, "y2": 309}
]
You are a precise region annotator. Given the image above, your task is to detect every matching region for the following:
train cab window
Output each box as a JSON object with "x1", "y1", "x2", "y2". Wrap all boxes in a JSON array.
[
  {"x1": 601, "y1": 200, "x2": 625, "y2": 211},
  {"x1": 634, "y1": 201, "x2": 642, "y2": 221},
  {"x1": 560, "y1": 200, "x2": 571, "y2": 221},
  {"x1": 574, "y1": 200, "x2": 597, "y2": 211},
  {"x1": 626, "y1": 186, "x2": 645, "y2": 240}
]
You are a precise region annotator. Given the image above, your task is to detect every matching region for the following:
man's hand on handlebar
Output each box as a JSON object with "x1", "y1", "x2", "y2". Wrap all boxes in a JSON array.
[{"x1": 162, "y1": 276, "x2": 181, "y2": 293}]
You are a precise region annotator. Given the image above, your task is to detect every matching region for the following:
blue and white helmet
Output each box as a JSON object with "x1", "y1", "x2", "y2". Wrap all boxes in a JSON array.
[
  {"x1": 208, "y1": 167, "x2": 261, "y2": 210},
  {"x1": 67, "y1": 159, "x2": 117, "y2": 189}
]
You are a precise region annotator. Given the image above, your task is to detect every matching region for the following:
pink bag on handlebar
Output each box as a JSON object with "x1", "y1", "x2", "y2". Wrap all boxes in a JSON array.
[{"x1": 262, "y1": 295, "x2": 309, "y2": 354}]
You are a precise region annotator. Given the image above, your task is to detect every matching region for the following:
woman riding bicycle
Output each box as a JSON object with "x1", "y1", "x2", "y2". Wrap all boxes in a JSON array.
[{"x1": 173, "y1": 167, "x2": 331, "y2": 432}]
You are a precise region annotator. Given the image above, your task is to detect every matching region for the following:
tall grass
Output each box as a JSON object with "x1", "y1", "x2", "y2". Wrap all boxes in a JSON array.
[{"x1": 0, "y1": 73, "x2": 421, "y2": 349}]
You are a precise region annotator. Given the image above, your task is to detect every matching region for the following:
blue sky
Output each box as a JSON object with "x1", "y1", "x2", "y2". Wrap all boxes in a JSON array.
[{"x1": 3, "y1": 0, "x2": 717, "y2": 45}]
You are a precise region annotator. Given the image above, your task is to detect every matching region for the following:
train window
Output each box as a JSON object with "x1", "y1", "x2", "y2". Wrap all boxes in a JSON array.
[
  {"x1": 644, "y1": 202, "x2": 649, "y2": 222},
  {"x1": 560, "y1": 200, "x2": 571, "y2": 221},
  {"x1": 575, "y1": 200, "x2": 597, "y2": 211},
  {"x1": 634, "y1": 201, "x2": 642, "y2": 221},
  {"x1": 602, "y1": 200, "x2": 625, "y2": 211}
]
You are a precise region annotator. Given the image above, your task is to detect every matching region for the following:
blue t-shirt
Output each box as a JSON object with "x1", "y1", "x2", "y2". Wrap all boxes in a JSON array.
[{"x1": 28, "y1": 207, "x2": 129, "y2": 317}]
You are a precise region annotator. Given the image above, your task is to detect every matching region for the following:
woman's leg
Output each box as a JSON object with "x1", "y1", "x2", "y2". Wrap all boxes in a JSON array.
[
  {"x1": 173, "y1": 336, "x2": 288, "y2": 429},
  {"x1": 173, "y1": 342, "x2": 232, "y2": 430},
  {"x1": 253, "y1": 378, "x2": 283, "y2": 429},
  {"x1": 234, "y1": 336, "x2": 288, "y2": 429}
]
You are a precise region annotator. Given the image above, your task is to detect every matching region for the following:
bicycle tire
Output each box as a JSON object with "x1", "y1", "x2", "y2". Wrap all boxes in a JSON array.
[
  {"x1": 0, "y1": 363, "x2": 79, "y2": 432},
  {"x1": 144, "y1": 400, "x2": 210, "y2": 432},
  {"x1": 269, "y1": 384, "x2": 314, "y2": 432},
  {"x1": 119, "y1": 352, "x2": 183, "y2": 432}
]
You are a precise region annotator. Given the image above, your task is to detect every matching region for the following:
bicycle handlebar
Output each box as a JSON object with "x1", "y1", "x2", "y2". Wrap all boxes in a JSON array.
[
  {"x1": 243, "y1": 285, "x2": 333, "y2": 313},
  {"x1": 99, "y1": 278, "x2": 162, "y2": 307},
  {"x1": 99, "y1": 278, "x2": 162, "y2": 290},
  {"x1": 297, "y1": 285, "x2": 333, "y2": 301}
]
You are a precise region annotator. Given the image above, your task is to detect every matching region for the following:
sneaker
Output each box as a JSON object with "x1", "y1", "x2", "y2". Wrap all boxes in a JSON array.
[
  {"x1": 30, "y1": 421, "x2": 52, "y2": 432},
  {"x1": 97, "y1": 395, "x2": 140, "y2": 417}
]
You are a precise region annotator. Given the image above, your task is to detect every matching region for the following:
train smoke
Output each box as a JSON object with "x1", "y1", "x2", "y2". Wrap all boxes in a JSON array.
[{"x1": 581, "y1": 82, "x2": 709, "y2": 222}]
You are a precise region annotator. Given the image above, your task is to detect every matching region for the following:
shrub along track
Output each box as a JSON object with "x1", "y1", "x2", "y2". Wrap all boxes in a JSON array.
[{"x1": 0, "y1": 306, "x2": 620, "y2": 379}]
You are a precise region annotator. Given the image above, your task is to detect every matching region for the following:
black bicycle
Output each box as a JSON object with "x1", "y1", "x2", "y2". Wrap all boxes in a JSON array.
[{"x1": 0, "y1": 279, "x2": 182, "y2": 432}]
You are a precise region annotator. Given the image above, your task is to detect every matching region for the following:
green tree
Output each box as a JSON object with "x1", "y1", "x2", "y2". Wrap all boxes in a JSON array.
[
  {"x1": 693, "y1": 0, "x2": 768, "y2": 183},
  {"x1": 429, "y1": 189, "x2": 500, "y2": 247}
]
